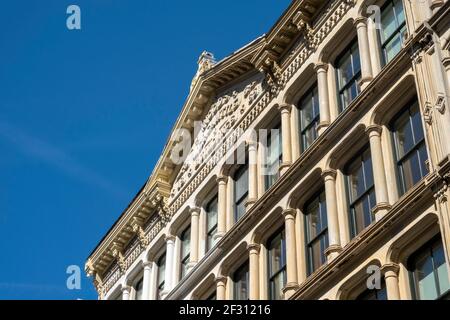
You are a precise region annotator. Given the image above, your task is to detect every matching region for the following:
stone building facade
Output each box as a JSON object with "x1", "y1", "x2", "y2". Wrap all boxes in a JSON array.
[{"x1": 86, "y1": 0, "x2": 450, "y2": 300}]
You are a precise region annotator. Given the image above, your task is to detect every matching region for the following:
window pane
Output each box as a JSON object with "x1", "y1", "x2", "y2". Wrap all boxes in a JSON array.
[
  {"x1": 433, "y1": 243, "x2": 450, "y2": 295},
  {"x1": 207, "y1": 197, "x2": 218, "y2": 231},
  {"x1": 351, "y1": 44, "x2": 361, "y2": 74},
  {"x1": 384, "y1": 33, "x2": 403, "y2": 63},
  {"x1": 268, "y1": 234, "x2": 284, "y2": 276},
  {"x1": 135, "y1": 278, "x2": 144, "y2": 300},
  {"x1": 235, "y1": 166, "x2": 249, "y2": 200},
  {"x1": 411, "y1": 104, "x2": 424, "y2": 143},
  {"x1": 270, "y1": 271, "x2": 286, "y2": 300},
  {"x1": 234, "y1": 263, "x2": 249, "y2": 300},
  {"x1": 381, "y1": 6, "x2": 396, "y2": 43},
  {"x1": 181, "y1": 227, "x2": 191, "y2": 259},
  {"x1": 394, "y1": 111, "x2": 414, "y2": 158},
  {"x1": 339, "y1": 54, "x2": 354, "y2": 86},
  {"x1": 301, "y1": 94, "x2": 314, "y2": 129}
]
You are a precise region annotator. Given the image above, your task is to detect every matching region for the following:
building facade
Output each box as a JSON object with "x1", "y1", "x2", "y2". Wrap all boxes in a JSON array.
[{"x1": 85, "y1": 0, "x2": 450, "y2": 300}]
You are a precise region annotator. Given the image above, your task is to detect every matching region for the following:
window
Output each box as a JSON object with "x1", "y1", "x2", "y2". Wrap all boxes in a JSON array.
[
  {"x1": 356, "y1": 281, "x2": 387, "y2": 300},
  {"x1": 304, "y1": 190, "x2": 329, "y2": 274},
  {"x1": 233, "y1": 262, "x2": 249, "y2": 300},
  {"x1": 345, "y1": 146, "x2": 376, "y2": 237},
  {"x1": 206, "y1": 195, "x2": 218, "y2": 251},
  {"x1": 134, "y1": 277, "x2": 144, "y2": 300},
  {"x1": 265, "y1": 124, "x2": 282, "y2": 190},
  {"x1": 391, "y1": 99, "x2": 428, "y2": 196},
  {"x1": 408, "y1": 236, "x2": 450, "y2": 300},
  {"x1": 267, "y1": 229, "x2": 287, "y2": 300},
  {"x1": 206, "y1": 291, "x2": 217, "y2": 300},
  {"x1": 234, "y1": 164, "x2": 249, "y2": 222},
  {"x1": 379, "y1": 0, "x2": 406, "y2": 65},
  {"x1": 180, "y1": 226, "x2": 191, "y2": 279},
  {"x1": 157, "y1": 253, "x2": 166, "y2": 300},
  {"x1": 299, "y1": 84, "x2": 320, "y2": 152},
  {"x1": 336, "y1": 39, "x2": 361, "y2": 111}
]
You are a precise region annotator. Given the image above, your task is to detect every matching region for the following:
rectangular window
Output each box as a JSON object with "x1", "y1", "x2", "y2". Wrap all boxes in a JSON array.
[
  {"x1": 180, "y1": 226, "x2": 191, "y2": 279},
  {"x1": 336, "y1": 40, "x2": 361, "y2": 111},
  {"x1": 265, "y1": 124, "x2": 282, "y2": 190},
  {"x1": 233, "y1": 262, "x2": 249, "y2": 300},
  {"x1": 157, "y1": 253, "x2": 166, "y2": 300},
  {"x1": 391, "y1": 99, "x2": 428, "y2": 195},
  {"x1": 206, "y1": 195, "x2": 218, "y2": 251},
  {"x1": 408, "y1": 236, "x2": 450, "y2": 300},
  {"x1": 134, "y1": 277, "x2": 144, "y2": 300},
  {"x1": 345, "y1": 146, "x2": 376, "y2": 237},
  {"x1": 267, "y1": 229, "x2": 287, "y2": 300},
  {"x1": 379, "y1": 0, "x2": 406, "y2": 65},
  {"x1": 234, "y1": 164, "x2": 249, "y2": 222},
  {"x1": 305, "y1": 190, "x2": 329, "y2": 274},
  {"x1": 299, "y1": 84, "x2": 320, "y2": 152}
]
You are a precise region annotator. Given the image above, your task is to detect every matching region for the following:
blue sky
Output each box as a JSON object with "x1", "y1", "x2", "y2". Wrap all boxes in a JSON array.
[{"x1": 0, "y1": 0, "x2": 290, "y2": 299}]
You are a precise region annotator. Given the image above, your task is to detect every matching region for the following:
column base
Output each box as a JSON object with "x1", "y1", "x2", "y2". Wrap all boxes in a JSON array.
[
  {"x1": 187, "y1": 261, "x2": 197, "y2": 272},
  {"x1": 279, "y1": 162, "x2": 292, "y2": 175},
  {"x1": 373, "y1": 203, "x2": 392, "y2": 221},
  {"x1": 245, "y1": 198, "x2": 257, "y2": 210},
  {"x1": 325, "y1": 244, "x2": 342, "y2": 262},
  {"x1": 317, "y1": 121, "x2": 330, "y2": 135},
  {"x1": 358, "y1": 76, "x2": 373, "y2": 90},
  {"x1": 213, "y1": 232, "x2": 225, "y2": 242},
  {"x1": 282, "y1": 282, "x2": 300, "y2": 299}
]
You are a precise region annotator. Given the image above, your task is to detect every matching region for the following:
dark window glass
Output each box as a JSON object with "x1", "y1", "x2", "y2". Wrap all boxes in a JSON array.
[
  {"x1": 157, "y1": 253, "x2": 166, "y2": 300},
  {"x1": 135, "y1": 277, "x2": 144, "y2": 300},
  {"x1": 206, "y1": 195, "x2": 218, "y2": 251},
  {"x1": 265, "y1": 124, "x2": 282, "y2": 190},
  {"x1": 345, "y1": 146, "x2": 376, "y2": 237},
  {"x1": 267, "y1": 229, "x2": 287, "y2": 300},
  {"x1": 234, "y1": 164, "x2": 249, "y2": 222},
  {"x1": 233, "y1": 262, "x2": 249, "y2": 300},
  {"x1": 356, "y1": 281, "x2": 387, "y2": 300},
  {"x1": 336, "y1": 40, "x2": 361, "y2": 111},
  {"x1": 408, "y1": 236, "x2": 450, "y2": 300},
  {"x1": 391, "y1": 99, "x2": 428, "y2": 195},
  {"x1": 305, "y1": 190, "x2": 329, "y2": 274},
  {"x1": 206, "y1": 291, "x2": 216, "y2": 300},
  {"x1": 379, "y1": 0, "x2": 406, "y2": 65},
  {"x1": 180, "y1": 226, "x2": 191, "y2": 279},
  {"x1": 299, "y1": 84, "x2": 320, "y2": 152}
]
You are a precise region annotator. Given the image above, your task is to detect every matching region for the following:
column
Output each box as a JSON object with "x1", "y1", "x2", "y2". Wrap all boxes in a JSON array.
[
  {"x1": 121, "y1": 285, "x2": 131, "y2": 300},
  {"x1": 354, "y1": 17, "x2": 373, "y2": 89},
  {"x1": 215, "y1": 175, "x2": 228, "y2": 241},
  {"x1": 278, "y1": 103, "x2": 293, "y2": 175},
  {"x1": 142, "y1": 261, "x2": 152, "y2": 300},
  {"x1": 381, "y1": 263, "x2": 401, "y2": 300},
  {"x1": 366, "y1": 125, "x2": 391, "y2": 220},
  {"x1": 322, "y1": 169, "x2": 342, "y2": 260},
  {"x1": 247, "y1": 140, "x2": 258, "y2": 209},
  {"x1": 216, "y1": 276, "x2": 227, "y2": 300},
  {"x1": 163, "y1": 234, "x2": 176, "y2": 296},
  {"x1": 188, "y1": 207, "x2": 200, "y2": 270},
  {"x1": 248, "y1": 244, "x2": 261, "y2": 300},
  {"x1": 315, "y1": 63, "x2": 331, "y2": 135},
  {"x1": 282, "y1": 208, "x2": 299, "y2": 299},
  {"x1": 149, "y1": 261, "x2": 158, "y2": 300}
]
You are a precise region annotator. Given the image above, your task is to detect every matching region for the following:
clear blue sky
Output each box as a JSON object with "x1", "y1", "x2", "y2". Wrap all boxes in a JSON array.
[{"x1": 0, "y1": 0, "x2": 290, "y2": 299}]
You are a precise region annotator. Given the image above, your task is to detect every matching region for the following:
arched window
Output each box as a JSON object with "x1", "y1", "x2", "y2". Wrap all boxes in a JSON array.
[
  {"x1": 267, "y1": 228, "x2": 287, "y2": 300},
  {"x1": 408, "y1": 236, "x2": 450, "y2": 300}
]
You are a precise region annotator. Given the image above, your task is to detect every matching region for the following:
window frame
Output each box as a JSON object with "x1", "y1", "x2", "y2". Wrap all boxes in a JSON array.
[
  {"x1": 234, "y1": 163, "x2": 249, "y2": 223},
  {"x1": 304, "y1": 189, "x2": 329, "y2": 275},
  {"x1": 264, "y1": 123, "x2": 282, "y2": 190},
  {"x1": 267, "y1": 227, "x2": 287, "y2": 300},
  {"x1": 335, "y1": 38, "x2": 361, "y2": 112},
  {"x1": 205, "y1": 194, "x2": 219, "y2": 252},
  {"x1": 233, "y1": 261, "x2": 250, "y2": 300},
  {"x1": 179, "y1": 225, "x2": 191, "y2": 279},
  {"x1": 298, "y1": 83, "x2": 320, "y2": 153},
  {"x1": 156, "y1": 253, "x2": 166, "y2": 300}
]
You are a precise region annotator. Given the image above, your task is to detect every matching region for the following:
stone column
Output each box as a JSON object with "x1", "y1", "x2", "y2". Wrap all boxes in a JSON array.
[
  {"x1": 282, "y1": 208, "x2": 299, "y2": 299},
  {"x1": 278, "y1": 103, "x2": 293, "y2": 175},
  {"x1": 381, "y1": 263, "x2": 401, "y2": 300},
  {"x1": 215, "y1": 175, "x2": 228, "y2": 241},
  {"x1": 121, "y1": 285, "x2": 131, "y2": 300},
  {"x1": 163, "y1": 234, "x2": 176, "y2": 296},
  {"x1": 354, "y1": 17, "x2": 373, "y2": 89},
  {"x1": 216, "y1": 276, "x2": 227, "y2": 300},
  {"x1": 248, "y1": 244, "x2": 261, "y2": 300},
  {"x1": 247, "y1": 140, "x2": 258, "y2": 209},
  {"x1": 366, "y1": 125, "x2": 392, "y2": 220},
  {"x1": 315, "y1": 63, "x2": 331, "y2": 135},
  {"x1": 142, "y1": 261, "x2": 152, "y2": 300},
  {"x1": 322, "y1": 169, "x2": 342, "y2": 260},
  {"x1": 188, "y1": 207, "x2": 201, "y2": 270}
]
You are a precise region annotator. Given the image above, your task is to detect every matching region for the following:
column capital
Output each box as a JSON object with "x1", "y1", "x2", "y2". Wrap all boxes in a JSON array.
[
  {"x1": 164, "y1": 234, "x2": 176, "y2": 243},
  {"x1": 121, "y1": 284, "x2": 131, "y2": 293},
  {"x1": 246, "y1": 139, "x2": 258, "y2": 149},
  {"x1": 277, "y1": 103, "x2": 292, "y2": 113},
  {"x1": 282, "y1": 208, "x2": 297, "y2": 219},
  {"x1": 365, "y1": 124, "x2": 383, "y2": 136},
  {"x1": 353, "y1": 16, "x2": 368, "y2": 27},
  {"x1": 381, "y1": 263, "x2": 400, "y2": 276},
  {"x1": 189, "y1": 206, "x2": 201, "y2": 216},
  {"x1": 321, "y1": 169, "x2": 337, "y2": 180},
  {"x1": 247, "y1": 243, "x2": 261, "y2": 253},
  {"x1": 314, "y1": 62, "x2": 329, "y2": 73},
  {"x1": 142, "y1": 260, "x2": 152, "y2": 268},
  {"x1": 215, "y1": 275, "x2": 227, "y2": 285},
  {"x1": 216, "y1": 175, "x2": 228, "y2": 184}
]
